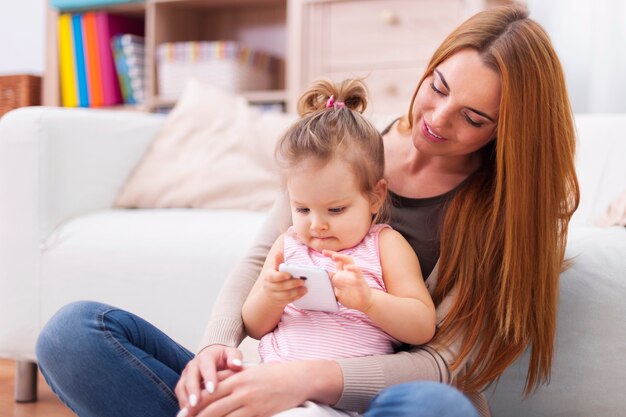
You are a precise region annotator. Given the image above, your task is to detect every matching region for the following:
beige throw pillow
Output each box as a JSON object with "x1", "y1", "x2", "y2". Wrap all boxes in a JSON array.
[{"x1": 115, "y1": 79, "x2": 296, "y2": 211}]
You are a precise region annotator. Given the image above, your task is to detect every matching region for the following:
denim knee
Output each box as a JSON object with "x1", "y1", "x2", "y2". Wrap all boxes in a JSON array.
[
  {"x1": 36, "y1": 300, "x2": 109, "y2": 368},
  {"x1": 366, "y1": 381, "x2": 479, "y2": 417}
]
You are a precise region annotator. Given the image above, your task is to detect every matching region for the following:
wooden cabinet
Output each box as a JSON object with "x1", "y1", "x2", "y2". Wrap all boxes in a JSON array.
[
  {"x1": 287, "y1": 0, "x2": 513, "y2": 115},
  {"x1": 43, "y1": 0, "x2": 287, "y2": 111}
]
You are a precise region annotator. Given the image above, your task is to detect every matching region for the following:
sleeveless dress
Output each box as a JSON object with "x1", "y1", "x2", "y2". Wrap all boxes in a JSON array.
[{"x1": 259, "y1": 224, "x2": 400, "y2": 363}]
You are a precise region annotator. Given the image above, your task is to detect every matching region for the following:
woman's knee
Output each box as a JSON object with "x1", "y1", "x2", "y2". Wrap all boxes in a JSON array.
[
  {"x1": 366, "y1": 381, "x2": 479, "y2": 417},
  {"x1": 36, "y1": 300, "x2": 111, "y2": 367}
]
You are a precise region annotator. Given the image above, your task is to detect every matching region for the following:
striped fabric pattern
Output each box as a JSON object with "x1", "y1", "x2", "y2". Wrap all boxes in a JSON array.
[{"x1": 259, "y1": 224, "x2": 399, "y2": 363}]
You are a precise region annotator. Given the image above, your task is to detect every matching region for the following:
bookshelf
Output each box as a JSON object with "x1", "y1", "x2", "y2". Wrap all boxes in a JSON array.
[{"x1": 43, "y1": 0, "x2": 287, "y2": 111}]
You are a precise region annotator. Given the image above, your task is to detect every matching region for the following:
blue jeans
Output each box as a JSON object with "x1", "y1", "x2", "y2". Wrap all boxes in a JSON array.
[
  {"x1": 365, "y1": 381, "x2": 480, "y2": 417},
  {"x1": 36, "y1": 301, "x2": 191, "y2": 417},
  {"x1": 37, "y1": 301, "x2": 479, "y2": 417}
]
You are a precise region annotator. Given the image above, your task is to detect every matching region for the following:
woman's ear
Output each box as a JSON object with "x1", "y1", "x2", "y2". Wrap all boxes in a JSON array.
[{"x1": 370, "y1": 179, "x2": 388, "y2": 213}]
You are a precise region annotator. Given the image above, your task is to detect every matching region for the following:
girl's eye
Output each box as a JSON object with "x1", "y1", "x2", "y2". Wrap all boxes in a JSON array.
[
  {"x1": 464, "y1": 113, "x2": 484, "y2": 127},
  {"x1": 430, "y1": 82, "x2": 446, "y2": 96},
  {"x1": 295, "y1": 207, "x2": 309, "y2": 214},
  {"x1": 328, "y1": 207, "x2": 345, "y2": 214}
]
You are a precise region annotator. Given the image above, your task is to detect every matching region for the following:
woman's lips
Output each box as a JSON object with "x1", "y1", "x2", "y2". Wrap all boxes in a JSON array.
[{"x1": 421, "y1": 121, "x2": 448, "y2": 143}]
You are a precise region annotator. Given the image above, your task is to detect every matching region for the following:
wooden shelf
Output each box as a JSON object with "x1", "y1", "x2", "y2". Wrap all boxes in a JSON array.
[{"x1": 44, "y1": 0, "x2": 288, "y2": 111}]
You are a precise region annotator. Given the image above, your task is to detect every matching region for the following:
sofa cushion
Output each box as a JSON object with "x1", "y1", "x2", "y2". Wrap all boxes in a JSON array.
[
  {"x1": 114, "y1": 79, "x2": 296, "y2": 211},
  {"x1": 40, "y1": 208, "x2": 267, "y2": 353}
]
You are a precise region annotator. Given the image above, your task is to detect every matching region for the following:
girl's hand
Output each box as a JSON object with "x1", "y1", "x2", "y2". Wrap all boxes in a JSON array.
[
  {"x1": 174, "y1": 344, "x2": 244, "y2": 415},
  {"x1": 261, "y1": 253, "x2": 307, "y2": 307},
  {"x1": 192, "y1": 360, "x2": 343, "y2": 417},
  {"x1": 323, "y1": 250, "x2": 374, "y2": 312}
]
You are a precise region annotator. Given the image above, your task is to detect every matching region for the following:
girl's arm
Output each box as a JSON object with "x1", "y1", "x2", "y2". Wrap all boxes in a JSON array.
[
  {"x1": 370, "y1": 228, "x2": 437, "y2": 344},
  {"x1": 326, "y1": 228, "x2": 436, "y2": 345},
  {"x1": 242, "y1": 236, "x2": 307, "y2": 339}
]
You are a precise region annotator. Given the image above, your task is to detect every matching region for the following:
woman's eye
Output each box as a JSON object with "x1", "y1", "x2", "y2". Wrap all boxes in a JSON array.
[
  {"x1": 464, "y1": 114, "x2": 484, "y2": 127},
  {"x1": 430, "y1": 82, "x2": 445, "y2": 96},
  {"x1": 295, "y1": 207, "x2": 309, "y2": 214},
  {"x1": 328, "y1": 207, "x2": 345, "y2": 214}
]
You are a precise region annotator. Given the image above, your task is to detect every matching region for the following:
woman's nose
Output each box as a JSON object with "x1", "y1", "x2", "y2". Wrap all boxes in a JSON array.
[{"x1": 431, "y1": 102, "x2": 452, "y2": 128}]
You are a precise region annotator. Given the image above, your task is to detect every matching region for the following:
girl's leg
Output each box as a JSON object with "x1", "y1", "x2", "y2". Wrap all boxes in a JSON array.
[
  {"x1": 364, "y1": 381, "x2": 480, "y2": 417},
  {"x1": 36, "y1": 300, "x2": 193, "y2": 417}
]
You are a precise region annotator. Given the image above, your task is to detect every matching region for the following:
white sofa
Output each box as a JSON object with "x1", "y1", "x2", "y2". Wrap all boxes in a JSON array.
[{"x1": 0, "y1": 107, "x2": 625, "y2": 416}]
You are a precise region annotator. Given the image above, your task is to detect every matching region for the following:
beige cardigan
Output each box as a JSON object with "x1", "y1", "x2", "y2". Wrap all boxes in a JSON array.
[{"x1": 200, "y1": 191, "x2": 491, "y2": 416}]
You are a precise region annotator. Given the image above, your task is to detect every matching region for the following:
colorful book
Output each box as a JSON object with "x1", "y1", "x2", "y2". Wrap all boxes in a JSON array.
[
  {"x1": 71, "y1": 14, "x2": 90, "y2": 107},
  {"x1": 119, "y1": 34, "x2": 146, "y2": 104},
  {"x1": 58, "y1": 13, "x2": 78, "y2": 107},
  {"x1": 95, "y1": 12, "x2": 144, "y2": 106},
  {"x1": 112, "y1": 36, "x2": 133, "y2": 104},
  {"x1": 83, "y1": 12, "x2": 104, "y2": 107},
  {"x1": 112, "y1": 35, "x2": 146, "y2": 104}
]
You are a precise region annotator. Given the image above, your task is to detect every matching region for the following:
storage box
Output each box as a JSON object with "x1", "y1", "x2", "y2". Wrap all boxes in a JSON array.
[
  {"x1": 157, "y1": 41, "x2": 280, "y2": 101},
  {"x1": 50, "y1": 0, "x2": 144, "y2": 11},
  {"x1": 0, "y1": 75, "x2": 42, "y2": 117}
]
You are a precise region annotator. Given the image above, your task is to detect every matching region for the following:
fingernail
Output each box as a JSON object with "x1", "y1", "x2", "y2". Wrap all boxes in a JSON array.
[
  {"x1": 176, "y1": 408, "x2": 189, "y2": 417},
  {"x1": 205, "y1": 381, "x2": 215, "y2": 394},
  {"x1": 189, "y1": 393, "x2": 198, "y2": 407},
  {"x1": 232, "y1": 358, "x2": 242, "y2": 366}
]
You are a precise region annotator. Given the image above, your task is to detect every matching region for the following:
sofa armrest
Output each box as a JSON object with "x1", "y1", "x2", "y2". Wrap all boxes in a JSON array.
[
  {"x1": 0, "y1": 107, "x2": 163, "y2": 240},
  {"x1": 0, "y1": 107, "x2": 162, "y2": 359}
]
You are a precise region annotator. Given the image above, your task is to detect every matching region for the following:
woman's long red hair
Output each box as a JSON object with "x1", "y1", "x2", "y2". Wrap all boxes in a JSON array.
[{"x1": 403, "y1": 5, "x2": 580, "y2": 394}]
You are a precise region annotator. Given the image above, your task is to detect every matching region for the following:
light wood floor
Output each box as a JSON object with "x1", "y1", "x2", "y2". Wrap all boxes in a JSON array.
[{"x1": 0, "y1": 358, "x2": 75, "y2": 417}]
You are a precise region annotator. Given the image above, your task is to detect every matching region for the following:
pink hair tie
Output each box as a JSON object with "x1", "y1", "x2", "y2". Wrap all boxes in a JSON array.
[{"x1": 326, "y1": 95, "x2": 346, "y2": 109}]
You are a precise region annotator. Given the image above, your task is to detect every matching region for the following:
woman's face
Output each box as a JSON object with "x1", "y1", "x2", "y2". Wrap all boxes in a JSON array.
[{"x1": 411, "y1": 48, "x2": 501, "y2": 158}]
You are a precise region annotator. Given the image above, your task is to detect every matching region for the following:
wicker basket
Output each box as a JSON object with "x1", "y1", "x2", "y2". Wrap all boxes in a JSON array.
[
  {"x1": 0, "y1": 75, "x2": 42, "y2": 117},
  {"x1": 157, "y1": 41, "x2": 279, "y2": 101}
]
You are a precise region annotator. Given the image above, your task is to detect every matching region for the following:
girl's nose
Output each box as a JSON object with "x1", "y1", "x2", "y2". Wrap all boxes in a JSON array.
[{"x1": 310, "y1": 216, "x2": 328, "y2": 232}]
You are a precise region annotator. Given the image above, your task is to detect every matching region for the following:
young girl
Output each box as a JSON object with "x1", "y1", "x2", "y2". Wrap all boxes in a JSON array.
[{"x1": 241, "y1": 80, "x2": 436, "y2": 374}]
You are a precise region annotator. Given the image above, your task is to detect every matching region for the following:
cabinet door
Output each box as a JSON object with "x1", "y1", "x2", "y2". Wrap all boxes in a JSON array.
[
  {"x1": 325, "y1": 0, "x2": 464, "y2": 71},
  {"x1": 326, "y1": 66, "x2": 425, "y2": 116},
  {"x1": 290, "y1": 0, "x2": 482, "y2": 115}
]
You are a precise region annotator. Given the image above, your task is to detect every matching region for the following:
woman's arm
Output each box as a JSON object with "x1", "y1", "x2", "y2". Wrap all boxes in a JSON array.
[
  {"x1": 175, "y1": 192, "x2": 292, "y2": 412},
  {"x1": 189, "y1": 291, "x2": 467, "y2": 416},
  {"x1": 198, "y1": 191, "x2": 292, "y2": 349}
]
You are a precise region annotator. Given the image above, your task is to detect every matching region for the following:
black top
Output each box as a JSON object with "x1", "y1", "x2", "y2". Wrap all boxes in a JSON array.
[{"x1": 381, "y1": 119, "x2": 463, "y2": 280}]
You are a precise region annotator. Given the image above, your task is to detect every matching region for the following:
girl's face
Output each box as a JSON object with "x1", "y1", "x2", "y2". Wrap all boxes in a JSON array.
[
  {"x1": 287, "y1": 157, "x2": 385, "y2": 253},
  {"x1": 411, "y1": 48, "x2": 501, "y2": 158}
]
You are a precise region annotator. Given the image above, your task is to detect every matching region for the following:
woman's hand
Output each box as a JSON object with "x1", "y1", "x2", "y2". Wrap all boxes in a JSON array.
[
  {"x1": 175, "y1": 344, "x2": 244, "y2": 414},
  {"x1": 323, "y1": 250, "x2": 374, "y2": 312},
  {"x1": 191, "y1": 360, "x2": 344, "y2": 417}
]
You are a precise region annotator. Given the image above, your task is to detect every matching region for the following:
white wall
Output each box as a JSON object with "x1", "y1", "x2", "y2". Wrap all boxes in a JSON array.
[
  {"x1": 0, "y1": 0, "x2": 46, "y2": 75},
  {"x1": 528, "y1": 0, "x2": 626, "y2": 114}
]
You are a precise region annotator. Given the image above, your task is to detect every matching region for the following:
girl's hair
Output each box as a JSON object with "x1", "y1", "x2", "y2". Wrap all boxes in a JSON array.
[
  {"x1": 276, "y1": 79, "x2": 389, "y2": 223},
  {"x1": 402, "y1": 5, "x2": 580, "y2": 394}
]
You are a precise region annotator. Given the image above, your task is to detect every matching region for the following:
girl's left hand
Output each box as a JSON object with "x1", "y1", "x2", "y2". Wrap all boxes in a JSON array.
[{"x1": 323, "y1": 250, "x2": 374, "y2": 312}]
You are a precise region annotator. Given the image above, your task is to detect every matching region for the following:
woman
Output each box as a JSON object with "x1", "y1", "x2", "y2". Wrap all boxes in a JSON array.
[{"x1": 36, "y1": 5, "x2": 579, "y2": 417}]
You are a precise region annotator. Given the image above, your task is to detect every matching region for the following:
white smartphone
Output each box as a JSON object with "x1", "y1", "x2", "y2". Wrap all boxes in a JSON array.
[{"x1": 279, "y1": 263, "x2": 340, "y2": 313}]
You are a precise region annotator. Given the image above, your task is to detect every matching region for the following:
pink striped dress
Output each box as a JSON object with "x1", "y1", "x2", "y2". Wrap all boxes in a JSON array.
[{"x1": 258, "y1": 224, "x2": 399, "y2": 363}]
